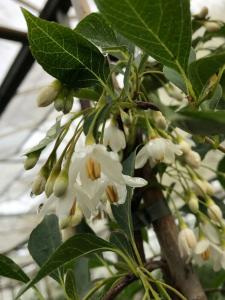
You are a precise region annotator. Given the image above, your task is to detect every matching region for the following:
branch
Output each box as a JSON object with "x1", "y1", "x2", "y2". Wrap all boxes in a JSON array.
[
  {"x1": 205, "y1": 136, "x2": 225, "y2": 154},
  {"x1": 140, "y1": 164, "x2": 207, "y2": 300},
  {"x1": 102, "y1": 260, "x2": 164, "y2": 300}
]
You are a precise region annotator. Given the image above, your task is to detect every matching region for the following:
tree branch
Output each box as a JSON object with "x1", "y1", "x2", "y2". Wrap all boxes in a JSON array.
[
  {"x1": 141, "y1": 164, "x2": 207, "y2": 300},
  {"x1": 102, "y1": 260, "x2": 164, "y2": 300}
]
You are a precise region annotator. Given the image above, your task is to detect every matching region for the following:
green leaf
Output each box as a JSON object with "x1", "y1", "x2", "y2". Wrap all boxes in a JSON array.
[
  {"x1": 25, "y1": 117, "x2": 62, "y2": 155},
  {"x1": 73, "y1": 87, "x2": 101, "y2": 101},
  {"x1": 163, "y1": 66, "x2": 186, "y2": 92},
  {"x1": 22, "y1": 9, "x2": 109, "y2": 88},
  {"x1": 28, "y1": 215, "x2": 62, "y2": 281},
  {"x1": 189, "y1": 52, "x2": 225, "y2": 97},
  {"x1": 110, "y1": 231, "x2": 134, "y2": 258},
  {"x1": 76, "y1": 13, "x2": 119, "y2": 50},
  {"x1": 196, "y1": 264, "x2": 225, "y2": 289},
  {"x1": 201, "y1": 84, "x2": 223, "y2": 110},
  {"x1": 175, "y1": 110, "x2": 225, "y2": 135},
  {"x1": 74, "y1": 257, "x2": 91, "y2": 297},
  {"x1": 124, "y1": 54, "x2": 133, "y2": 96},
  {"x1": 111, "y1": 151, "x2": 136, "y2": 240},
  {"x1": 0, "y1": 254, "x2": 29, "y2": 283},
  {"x1": 95, "y1": 0, "x2": 192, "y2": 73},
  {"x1": 16, "y1": 234, "x2": 117, "y2": 298},
  {"x1": 218, "y1": 156, "x2": 225, "y2": 190},
  {"x1": 65, "y1": 270, "x2": 79, "y2": 300},
  {"x1": 28, "y1": 215, "x2": 62, "y2": 266}
]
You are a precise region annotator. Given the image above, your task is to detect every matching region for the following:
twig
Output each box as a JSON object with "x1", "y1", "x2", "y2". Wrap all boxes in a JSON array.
[
  {"x1": 102, "y1": 260, "x2": 164, "y2": 300},
  {"x1": 205, "y1": 137, "x2": 225, "y2": 154}
]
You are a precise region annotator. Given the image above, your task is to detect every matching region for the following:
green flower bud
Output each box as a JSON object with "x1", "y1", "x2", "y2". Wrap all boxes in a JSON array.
[
  {"x1": 188, "y1": 193, "x2": 199, "y2": 213},
  {"x1": 63, "y1": 91, "x2": 74, "y2": 114},
  {"x1": 37, "y1": 80, "x2": 61, "y2": 107},
  {"x1": 53, "y1": 169, "x2": 69, "y2": 197},
  {"x1": 45, "y1": 165, "x2": 61, "y2": 197},
  {"x1": 54, "y1": 95, "x2": 65, "y2": 111},
  {"x1": 31, "y1": 167, "x2": 48, "y2": 195},
  {"x1": 24, "y1": 151, "x2": 41, "y2": 170}
]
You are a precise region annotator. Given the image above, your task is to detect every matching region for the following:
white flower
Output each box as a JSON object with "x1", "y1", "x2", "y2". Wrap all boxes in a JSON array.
[
  {"x1": 135, "y1": 137, "x2": 182, "y2": 169},
  {"x1": 178, "y1": 227, "x2": 197, "y2": 258},
  {"x1": 200, "y1": 221, "x2": 220, "y2": 244},
  {"x1": 194, "y1": 238, "x2": 211, "y2": 265},
  {"x1": 184, "y1": 150, "x2": 201, "y2": 169},
  {"x1": 207, "y1": 202, "x2": 223, "y2": 223},
  {"x1": 72, "y1": 144, "x2": 147, "y2": 215},
  {"x1": 210, "y1": 244, "x2": 225, "y2": 271},
  {"x1": 103, "y1": 121, "x2": 126, "y2": 152}
]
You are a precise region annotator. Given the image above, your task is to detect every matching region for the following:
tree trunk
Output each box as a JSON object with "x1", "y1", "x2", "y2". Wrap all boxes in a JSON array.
[{"x1": 141, "y1": 164, "x2": 207, "y2": 300}]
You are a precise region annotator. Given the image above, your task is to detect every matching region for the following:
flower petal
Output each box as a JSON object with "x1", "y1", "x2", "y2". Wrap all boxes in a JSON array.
[
  {"x1": 123, "y1": 174, "x2": 147, "y2": 187},
  {"x1": 135, "y1": 145, "x2": 148, "y2": 169}
]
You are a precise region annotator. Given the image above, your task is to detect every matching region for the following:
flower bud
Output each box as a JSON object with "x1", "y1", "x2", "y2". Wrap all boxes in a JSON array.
[
  {"x1": 37, "y1": 80, "x2": 61, "y2": 107},
  {"x1": 152, "y1": 111, "x2": 167, "y2": 129},
  {"x1": 24, "y1": 151, "x2": 40, "y2": 170},
  {"x1": 194, "y1": 6, "x2": 208, "y2": 19},
  {"x1": 188, "y1": 192, "x2": 199, "y2": 213},
  {"x1": 31, "y1": 168, "x2": 48, "y2": 195},
  {"x1": 178, "y1": 227, "x2": 197, "y2": 258},
  {"x1": 179, "y1": 140, "x2": 191, "y2": 154},
  {"x1": 63, "y1": 92, "x2": 74, "y2": 114},
  {"x1": 184, "y1": 150, "x2": 201, "y2": 169},
  {"x1": 194, "y1": 179, "x2": 214, "y2": 197},
  {"x1": 45, "y1": 165, "x2": 61, "y2": 197},
  {"x1": 103, "y1": 121, "x2": 126, "y2": 152},
  {"x1": 53, "y1": 169, "x2": 69, "y2": 197},
  {"x1": 168, "y1": 89, "x2": 183, "y2": 101},
  {"x1": 207, "y1": 200, "x2": 223, "y2": 223},
  {"x1": 204, "y1": 21, "x2": 221, "y2": 32},
  {"x1": 54, "y1": 94, "x2": 65, "y2": 111}
]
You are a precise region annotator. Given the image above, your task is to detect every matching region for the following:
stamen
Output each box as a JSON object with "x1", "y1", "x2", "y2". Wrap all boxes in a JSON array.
[
  {"x1": 201, "y1": 248, "x2": 210, "y2": 261},
  {"x1": 86, "y1": 158, "x2": 101, "y2": 180},
  {"x1": 106, "y1": 185, "x2": 118, "y2": 203},
  {"x1": 69, "y1": 199, "x2": 76, "y2": 216}
]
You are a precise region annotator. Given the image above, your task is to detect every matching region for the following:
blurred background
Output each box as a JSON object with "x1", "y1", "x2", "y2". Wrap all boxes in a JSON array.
[{"x1": 0, "y1": 0, "x2": 225, "y2": 299}]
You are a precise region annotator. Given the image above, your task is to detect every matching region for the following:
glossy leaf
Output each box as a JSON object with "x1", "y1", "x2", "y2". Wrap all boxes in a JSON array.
[
  {"x1": 175, "y1": 110, "x2": 225, "y2": 135},
  {"x1": 76, "y1": 13, "x2": 118, "y2": 49},
  {"x1": 0, "y1": 255, "x2": 29, "y2": 283},
  {"x1": 23, "y1": 9, "x2": 109, "y2": 88},
  {"x1": 189, "y1": 52, "x2": 225, "y2": 97},
  {"x1": 28, "y1": 215, "x2": 62, "y2": 266},
  {"x1": 16, "y1": 234, "x2": 117, "y2": 298},
  {"x1": 110, "y1": 231, "x2": 134, "y2": 258},
  {"x1": 95, "y1": 0, "x2": 192, "y2": 73},
  {"x1": 65, "y1": 270, "x2": 79, "y2": 300},
  {"x1": 112, "y1": 151, "x2": 136, "y2": 240}
]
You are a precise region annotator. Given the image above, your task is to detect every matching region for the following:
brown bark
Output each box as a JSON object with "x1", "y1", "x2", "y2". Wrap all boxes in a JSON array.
[{"x1": 141, "y1": 164, "x2": 207, "y2": 300}]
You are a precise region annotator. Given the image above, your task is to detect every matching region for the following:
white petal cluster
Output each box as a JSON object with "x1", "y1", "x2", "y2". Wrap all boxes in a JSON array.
[
  {"x1": 37, "y1": 80, "x2": 61, "y2": 107},
  {"x1": 178, "y1": 227, "x2": 197, "y2": 258},
  {"x1": 211, "y1": 245, "x2": 225, "y2": 271},
  {"x1": 103, "y1": 121, "x2": 126, "y2": 152},
  {"x1": 46, "y1": 144, "x2": 147, "y2": 222},
  {"x1": 135, "y1": 137, "x2": 182, "y2": 169}
]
